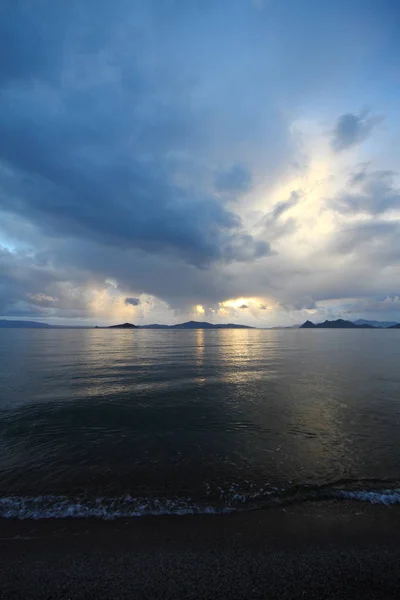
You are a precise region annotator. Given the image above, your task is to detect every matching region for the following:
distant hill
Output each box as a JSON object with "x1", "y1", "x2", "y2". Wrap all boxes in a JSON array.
[
  {"x1": 301, "y1": 320, "x2": 318, "y2": 328},
  {"x1": 0, "y1": 319, "x2": 53, "y2": 328},
  {"x1": 165, "y1": 321, "x2": 252, "y2": 329},
  {"x1": 389, "y1": 323, "x2": 400, "y2": 329},
  {"x1": 215, "y1": 323, "x2": 253, "y2": 329},
  {"x1": 354, "y1": 319, "x2": 398, "y2": 328},
  {"x1": 300, "y1": 319, "x2": 375, "y2": 329},
  {"x1": 108, "y1": 320, "x2": 253, "y2": 330},
  {"x1": 269, "y1": 324, "x2": 301, "y2": 330},
  {"x1": 170, "y1": 321, "x2": 215, "y2": 329},
  {"x1": 108, "y1": 322, "x2": 137, "y2": 329},
  {"x1": 139, "y1": 324, "x2": 170, "y2": 329}
]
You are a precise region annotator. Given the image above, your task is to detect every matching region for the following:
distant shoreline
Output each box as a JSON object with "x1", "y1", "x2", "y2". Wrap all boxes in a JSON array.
[{"x1": 0, "y1": 317, "x2": 399, "y2": 329}]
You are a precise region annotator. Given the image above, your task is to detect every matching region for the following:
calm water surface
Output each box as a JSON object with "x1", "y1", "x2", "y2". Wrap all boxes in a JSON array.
[{"x1": 1, "y1": 328, "x2": 400, "y2": 517}]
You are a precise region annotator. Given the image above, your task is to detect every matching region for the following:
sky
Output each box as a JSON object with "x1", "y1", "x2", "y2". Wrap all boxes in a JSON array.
[{"x1": 1, "y1": 0, "x2": 400, "y2": 327}]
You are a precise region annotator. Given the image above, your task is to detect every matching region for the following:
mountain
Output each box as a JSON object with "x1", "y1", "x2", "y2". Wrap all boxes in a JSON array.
[
  {"x1": 139, "y1": 324, "x2": 170, "y2": 329},
  {"x1": 170, "y1": 321, "x2": 215, "y2": 329},
  {"x1": 0, "y1": 319, "x2": 53, "y2": 328},
  {"x1": 108, "y1": 322, "x2": 137, "y2": 329},
  {"x1": 353, "y1": 319, "x2": 398, "y2": 328},
  {"x1": 269, "y1": 324, "x2": 301, "y2": 329},
  {"x1": 300, "y1": 320, "x2": 317, "y2": 328},
  {"x1": 214, "y1": 323, "x2": 252, "y2": 329},
  {"x1": 300, "y1": 319, "x2": 375, "y2": 329},
  {"x1": 166, "y1": 321, "x2": 253, "y2": 329},
  {"x1": 108, "y1": 320, "x2": 253, "y2": 329},
  {"x1": 389, "y1": 323, "x2": 400, "y2": 329}
]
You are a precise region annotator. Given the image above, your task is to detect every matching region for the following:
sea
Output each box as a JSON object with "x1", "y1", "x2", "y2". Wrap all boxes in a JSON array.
[{"x1": 1, "y1": 328, "x2": 400, "y2": 519}]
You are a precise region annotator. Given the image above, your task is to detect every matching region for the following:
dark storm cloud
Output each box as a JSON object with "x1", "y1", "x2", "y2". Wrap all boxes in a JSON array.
[
  {"x1": 0, "y1": 3, "x2": 63, "y2": 86},
  {"x1": 49, "y1": 237, "x2": 245, "y2": 309},
  {"x1": 331, "y1": 111, "x2": 383, "y2": 152},
  {"x1": 0, "y1": 0, "x2": 399, "y2": 323},
  {"x1": 0, "y1": 99, "x2": 268, "y2": 266},
  {"x1": 214, "y1": 164, "x2": 251, "y2": 195},
  {"x1": 125, "y1": 297, "x2": 141, "y2": 306},
  {"x1": 0, "y1": 2, "x2": 272, "y2": 269},
  {"x1": 280, "y1": 297, "x2": 317, "y2": 311},
  {"x1": 333, "y1": 167, "x2": 400, "y2": 214}
]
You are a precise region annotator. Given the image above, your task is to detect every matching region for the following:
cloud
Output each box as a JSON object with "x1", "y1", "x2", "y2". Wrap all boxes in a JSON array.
[
  {"x1": 330, "y1": 219, "x2": 400, "y2": 262},
  {"x1": 332, "y1": 167, "x2": 400, "y2": 214},
  {"x1": 0, "y1": 0, "x2": 399, "y2": 325},
  {"x1": 28, "y1": 293, "x2": 58, "y2": 306},
  {"x1": 331, "y1": 111, "x2": 383, "y2": 152},
  {"x1": 341, "y1": 296, "x2": 400, "y2": 316},
  {"x1": 0, "y1": 245, "x2": 93, "y2": 319},
  {"x1": 125, "y1": 297, "x2": 141, "y2": 307},
  {"x1": 214, "y1": 164, "x2": 251, "y2": 195},
  {"x1": 258, "y1": 191, "x2": 302, "y2": 240},
  {"x1": 0, "y1": 3, "x2": 276, "y2": 269},
  {"x1": 270, "y1": 191, "x2": 301, "y2": 220},
  {"x1": 0, "y1": 115, "x2": 268, "y2": 267}
]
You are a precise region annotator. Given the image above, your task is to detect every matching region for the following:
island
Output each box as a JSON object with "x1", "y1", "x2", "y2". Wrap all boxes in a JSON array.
[
  {"x1": 108, "y1": 320, "x2": 253, "y2": 329},
  {"x1": 300, "y1": 319, "x2": 375, "y2": 329},
  {"x1": 108, "y1": 322, "x2": 137, "y2": 329}
]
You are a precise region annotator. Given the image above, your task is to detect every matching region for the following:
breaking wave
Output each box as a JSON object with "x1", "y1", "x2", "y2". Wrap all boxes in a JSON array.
[{"x1": 2, "y1": 478, "x2": 400, "y2": 519}]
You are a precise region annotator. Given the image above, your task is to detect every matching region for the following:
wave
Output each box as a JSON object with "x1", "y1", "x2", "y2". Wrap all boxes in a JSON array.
[
  {"x1": 0, "y1": 495, "x2": 233, "y2": 519},
  {"x1": 2, "y1": 479, "x2": 400, "y2": 519},
  {"x1": 334, "y1": 490, "x2": 400, "y2": 505}
]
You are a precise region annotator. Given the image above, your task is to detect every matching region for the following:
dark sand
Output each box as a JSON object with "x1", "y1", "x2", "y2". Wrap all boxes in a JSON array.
[{"x1": 1, "y1": 500, "x2": 400, "y2": 599}]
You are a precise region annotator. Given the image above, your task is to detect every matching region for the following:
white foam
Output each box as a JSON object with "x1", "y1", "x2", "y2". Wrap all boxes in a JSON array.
[
  {"x1": 335, "y1": 489, "x2": 400, "y2": 505},
  {"x1": 2, "y1": 486, "x2": 400, "y2": 519},
  {"x1": 0, "y1": 496, "x2": 233, "y2": 519}
]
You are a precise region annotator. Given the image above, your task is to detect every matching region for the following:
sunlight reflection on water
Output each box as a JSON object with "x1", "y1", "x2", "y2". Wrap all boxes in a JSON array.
[{"x1": 0, "y1": 328, "x2": 400, "y2": 500}]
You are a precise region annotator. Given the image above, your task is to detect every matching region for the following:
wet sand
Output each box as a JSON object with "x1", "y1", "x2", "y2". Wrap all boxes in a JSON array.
[{"x1": 1, "y1": 500, "x2": 400, "y2": 599}]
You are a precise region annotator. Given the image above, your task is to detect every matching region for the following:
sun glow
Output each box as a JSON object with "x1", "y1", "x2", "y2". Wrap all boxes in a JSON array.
[
  {"x1": 219, "y1": 297, "x2": 275, "y2": 312},
  {"x1": 220, "y1": 297, "x2": 253, "y2": 309},
  {"x1": 88, "y1": 288, "x2": 131, "y2": 321}
]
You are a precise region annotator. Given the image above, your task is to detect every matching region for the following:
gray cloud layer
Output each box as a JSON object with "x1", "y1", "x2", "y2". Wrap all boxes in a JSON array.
[
  {"x1": 331, "y1": 112, "x2": 383, "y2": 152},
  {"x1": 0, "y1": 0, "x2": 399, "y2": 323},
  {"x1": 333, "y1": 167, "x2": 400, "y2": 214},
  {"x1": 214, "y1": 165, "x2": 252, "y2": 195},
  {"x1": 0, "y1": 2, "x2": 278, "y2": 270},
  {"x1": 125, "y1": 297, "x2": 141, "y2": 307}
]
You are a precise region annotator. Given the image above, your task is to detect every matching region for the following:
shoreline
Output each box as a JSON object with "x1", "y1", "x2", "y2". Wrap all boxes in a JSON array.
[{"x1": 2, "y1": 500, "x2": 400, "y2": 599}]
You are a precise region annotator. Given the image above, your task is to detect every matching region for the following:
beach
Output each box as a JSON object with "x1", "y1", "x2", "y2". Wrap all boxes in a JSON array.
[{"x1": 2, "y1": 500, "x2": 400, "y2": 599}]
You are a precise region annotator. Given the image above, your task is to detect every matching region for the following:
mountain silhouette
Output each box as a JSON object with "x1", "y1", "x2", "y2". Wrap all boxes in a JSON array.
[
  {"x1": 0, "y1": 319, "x2": 53, "y2": 328},
  {"x1": 108, "y1": 323, "x2": 137, "y2": 329},
  {"x1": 108, "y1": 320, "x2": 253, "y2": 329},
  {"x1": 354, "y1": 319, "x2": 398, "y2": 328},
  {"x1": 300, "y1": 319, "x2": 375, "y2": 329}
]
